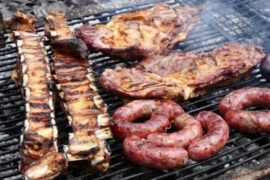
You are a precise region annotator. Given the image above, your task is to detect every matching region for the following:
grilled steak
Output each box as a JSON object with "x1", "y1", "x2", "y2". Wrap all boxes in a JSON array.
[
  {"x1": 10, "y1": 11, "x2": 67, "y2": 179},
  {"x1": 99, "y1": 43, "x2": 265, "y2": 100},
  {"x1": 44, "y1": 12, "x2": 112, "y2": 172},
  {"x1": 75, "y1": 3, "x2": 203, "y2": 61}
]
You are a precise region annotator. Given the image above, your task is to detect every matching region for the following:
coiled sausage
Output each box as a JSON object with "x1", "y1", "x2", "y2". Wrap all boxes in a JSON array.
[
  {"x1": 188, "y1": 111, "x2": 229, "y2": 161},
  {"x1": 123, "y1": 135, "x2": 188, "y2": 169},
  {"x1": 123, "y1": 109, "x2": 203, "y2": 169},
  {"x1": 111, "y1": 99, "x2": 184, "y2": 139},
  {"x1": 219, "y1": 87, "x2": 270, "y2": 133},
  {"x1": 146, "y1": 113, "x2": 203, "y2": 148}
]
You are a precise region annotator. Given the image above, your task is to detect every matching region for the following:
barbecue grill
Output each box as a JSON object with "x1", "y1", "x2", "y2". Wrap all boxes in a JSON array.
[{"x1": 1, "y1": 0, "x2": 270, "y2": 179}]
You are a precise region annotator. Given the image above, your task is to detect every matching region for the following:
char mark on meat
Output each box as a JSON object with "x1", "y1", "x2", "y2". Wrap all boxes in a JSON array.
[
  {"x1": 99, "y1": 43, "x2": 265, "y2": 100},
  {"x1": 44, "y1": 12, "x2": 112, "y2": 172},
  {"x1": 10, "y1": 11, "x2": 68, "y2": 180},
  {"x1": 75, "y1": 3, "x2": 203, "y2": 61}
]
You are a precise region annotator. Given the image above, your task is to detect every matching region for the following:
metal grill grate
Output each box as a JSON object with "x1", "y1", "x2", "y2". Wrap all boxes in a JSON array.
[{"x1": 1, "y1": 0, "x2": 270, "y2": 179}]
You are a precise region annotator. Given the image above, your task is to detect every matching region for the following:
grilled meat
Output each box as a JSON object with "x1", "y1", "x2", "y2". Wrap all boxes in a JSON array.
[
  {"x1": 124, "y1": 135, "x2": 189, "y2": 169},
  {"x1": 10, "y1": 11, "x2": 35, "y2": 32},
  {"x1": 99, "y1": 43, "x2": 265, "y2": 100},
  {"x1": 146, "y1": 113, "x2": 203, "y2": 148},
  {"x1": 44, "y1": 12, "x2": 112, "y2": 172},
  {"x1": 75, "y1": 3, "x2": 203, "y2": 61},
  {"x1": 219, "y1": 87, "x2": 270, "y2": 133},
  {"x1": 10, "y1": 11, "x2": 67, "y2": 179},
  {"x1": 113, "y1": 99, "x2": 201, "y2": 169},
  {"x1": 188, "y1": 111, "x2": 229, "y2": 161},
  {"x1": 111, "y1": 99, "x2": 183, "y2": 140}
]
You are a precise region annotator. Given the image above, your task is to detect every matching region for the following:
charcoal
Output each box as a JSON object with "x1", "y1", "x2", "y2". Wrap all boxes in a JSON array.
[
  {"x1": 7, "y1": 2, "x2": 19, "y2": 12},
  {"x1": 13, "y1": 0, "x2": 31, "y2": 3},
  {"x1": 65, "y1": 0, "x2": 98, "y2": 6},
  {"x1": 41, "y1": 1, "x2": 68, "y2": 13}
]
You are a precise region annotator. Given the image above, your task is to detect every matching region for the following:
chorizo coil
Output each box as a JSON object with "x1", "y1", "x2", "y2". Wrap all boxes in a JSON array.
[
  {"x1": 219, "y1": 87, "x2": 270, "y2": 133},
  {"x1": 188, "y1": 111, "x2": 229, "y2": 161},
  {"x1": 111, "y1": 99, "x2": 184, "y2": 139},
  {"x1": 146, "y1": 113, "x2": 203, "y2": 148},
  {"x1": 118, "y1": 100, "x2": 199, "y2": 169},
  {"x1": 123, "y1": 135, "x2": 188, "y2": 169}
]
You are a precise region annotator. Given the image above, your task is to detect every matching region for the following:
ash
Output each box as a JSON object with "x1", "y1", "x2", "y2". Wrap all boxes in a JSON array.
[{"x1": 0, "y1": 0, "x2": 163, "y2": 20}]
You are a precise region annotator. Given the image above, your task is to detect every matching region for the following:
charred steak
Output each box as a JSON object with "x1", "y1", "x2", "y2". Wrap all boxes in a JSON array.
[
  {"x1": 75, "y1": 3, "x2": 203, "y2": 61},
  {"x1": 99, "y1": 43, "x2": 265, "y2": 100}
]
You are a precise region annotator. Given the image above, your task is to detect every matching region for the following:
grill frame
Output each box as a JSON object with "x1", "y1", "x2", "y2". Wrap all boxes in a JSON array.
[{"x1": 1, "y1": 0, "x2": 270, "y2": 179}]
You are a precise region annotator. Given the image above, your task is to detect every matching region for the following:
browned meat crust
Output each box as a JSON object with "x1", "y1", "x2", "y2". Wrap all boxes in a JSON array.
[
  {"x1": 99, "y1": 43, "x2": 265, "y2": 100},
  {"x1": 10, "y1": 11, "x2": 67, "y2": 179},
  {"x1": 188, "y1": 111, "x2": 229, "y2": 161},
  {"x1": 44, "y1": 12, "x2": 112, "y2": 172},
  {"x1": 75, "y1": 3, "x2": 203, "y2": 61},
  {"x1": 219, "y1": 87, "x2": 270, "y2": 133},
  {"x1": 10, "y1": 11, "x2": 35, "y2": 32}
]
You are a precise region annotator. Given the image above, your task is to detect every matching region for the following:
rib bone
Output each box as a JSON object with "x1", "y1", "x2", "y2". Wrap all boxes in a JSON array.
[
  {"x1": 44, "y1": 12, "x2": 112, "y2": 172},
  {"x1": 10, "y1": 11, "x2": 67, "y2": 179}
]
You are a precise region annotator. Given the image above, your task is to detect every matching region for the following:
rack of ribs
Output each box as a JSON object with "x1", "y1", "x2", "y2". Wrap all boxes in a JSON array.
[
  {"x1": 44, "y1": 12, "x2": 112, "y2": 172},
  {"x1": 10, "y1": 11, "x2": 67, "y2": 179}
]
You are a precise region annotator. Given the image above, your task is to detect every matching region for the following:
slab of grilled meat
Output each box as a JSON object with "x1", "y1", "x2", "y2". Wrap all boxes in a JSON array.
[
  {"x1": 100, "y1": 43, "x2": 265, "y2": 100},
  {"x1": 44, "y1": 12, "x2": 112, "y2": 172},
  {"x1": 75, "y1": 3, "x2": 203, "y2": 61},
  {"x1": 10, "y1": 11, "x2": 67, "y2": 179}
]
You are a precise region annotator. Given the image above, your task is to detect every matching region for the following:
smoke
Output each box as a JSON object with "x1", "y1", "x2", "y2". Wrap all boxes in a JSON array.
[{"x1": 197, "y1": 0, "x2": 270, "y2": 48}]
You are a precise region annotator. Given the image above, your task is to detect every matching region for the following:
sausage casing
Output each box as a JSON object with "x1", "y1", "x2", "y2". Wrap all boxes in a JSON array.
[
  {"x1": 219, "y1": 87, "x2": 270, "y2": 133},
  {"x1": 123, "y1": 136, "x2": 188, "y2": 169},
  {"x1": 188, "y1": 111, "x2": 229, "y2": 161},
  {"x1": 111, "y1": 99, "x2": 184, "y2": 139},
  {"x1": 225, "y1": 110, "x2": 270, "y2": 133},
  {"x1": 146, "y1": 113, "x2": 203, "y2": 148},
  {"x1": 219, "y1": 87, "x2": 270, "y2": 114}
]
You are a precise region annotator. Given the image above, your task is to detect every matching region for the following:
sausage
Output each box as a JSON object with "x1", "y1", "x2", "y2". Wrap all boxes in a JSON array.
[
  {"x1": 123, "y1": 135, "x2": 188, "y2": 169},
  {"x1": 188, "y1": 111, "x2": 229, "y2": 161},
  {"x1": 111, "y1": 99, "x2": 184, "y2": 140},
  {"x1": 225, "y1": 110, "x2": 270, "y2": 133},
  {"x1": 219, "y1": 87, "x2": 270, "y2": 115},
  {"x1": 146, "y1": 113, "x2": 203, "y2": 148},
  {"x1": 219, "y1": 87, "x2": 270, "y2": 133}
]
